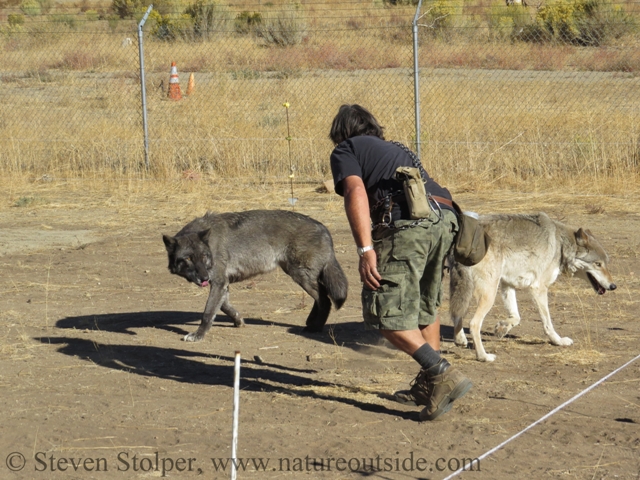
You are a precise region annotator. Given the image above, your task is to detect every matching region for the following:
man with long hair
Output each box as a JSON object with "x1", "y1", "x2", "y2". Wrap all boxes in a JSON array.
[{"x1": 329, "y1": 104, "x2": 472, "y2": 421}]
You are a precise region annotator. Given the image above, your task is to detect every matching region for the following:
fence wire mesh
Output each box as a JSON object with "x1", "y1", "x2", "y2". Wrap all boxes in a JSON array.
[
  {"x1": 1, "y1": 0, "x2": 639, "y2": 184},
  {"x1": 415, "y1": 0, "x2": 640, "y2": 183}
]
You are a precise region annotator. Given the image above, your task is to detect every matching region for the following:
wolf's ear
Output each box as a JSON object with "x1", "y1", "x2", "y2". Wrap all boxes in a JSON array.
[
  {"x1": 163, "y1": 235, "x2": 177, "y2": 252},
  {"x1": 575, "y1": 228, "x2": 589, "y2": 247},
  {"x1": 198, "y1": 228, "x2": 212, "y2": 244}
]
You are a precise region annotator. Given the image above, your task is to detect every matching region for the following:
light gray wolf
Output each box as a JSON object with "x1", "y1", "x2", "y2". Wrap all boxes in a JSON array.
[
  {"x1": 449, "y1": 212, "x2": 616, "y2": 362},
  {"x1": 163, "y1": 210, "x2": 348, "y2": 342}
]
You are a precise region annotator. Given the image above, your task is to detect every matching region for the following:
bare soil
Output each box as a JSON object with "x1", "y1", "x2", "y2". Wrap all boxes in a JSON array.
[{"x1": 0, "y1": 182, "x2": 639, "y2": 480}]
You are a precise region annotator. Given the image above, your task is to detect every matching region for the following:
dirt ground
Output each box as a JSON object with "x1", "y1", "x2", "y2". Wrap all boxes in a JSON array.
[{"x1": 0, "y1": 180, "x2": 639, "y2": 480}]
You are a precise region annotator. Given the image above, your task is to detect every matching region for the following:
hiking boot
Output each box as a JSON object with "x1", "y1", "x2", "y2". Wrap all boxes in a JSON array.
[
  {"x1": 393, "y1": 389, "x2": 419, "y2": 406},
  {"x1": 392, "y1": 369, "x2": 431, "y2": 406},
  {"x1": 393, "y1": 359, "x2": 472, "y2": 420},
  {"x1": 420, "y1": 359, "x2": 472, "y2": 421}
]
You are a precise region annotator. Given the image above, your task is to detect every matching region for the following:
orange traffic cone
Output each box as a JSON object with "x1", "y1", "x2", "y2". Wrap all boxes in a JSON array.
[
  {"x1": 186, "y1": 73, "x2": 195, "y2": 96},
  {"x1": 167, "y1": 62, "x2": 182, "y2": 100}
]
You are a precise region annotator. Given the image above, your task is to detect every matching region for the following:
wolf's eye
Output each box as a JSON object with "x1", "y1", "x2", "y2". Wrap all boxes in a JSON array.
[{"x1": 595, "y1": 262, "x2": 602, "y2": 267}]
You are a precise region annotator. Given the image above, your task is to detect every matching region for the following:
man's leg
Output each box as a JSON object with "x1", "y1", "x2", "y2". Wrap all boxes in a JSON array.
[
  {"x1": 370, "y1": 216, "x2": 471, "y2": 419},
  {"x1": 380, "y1": 329, "x2": 431, "y2": 356},
  {"x1": 380, "y1": 329, "x2": 441, "y2": 372},
  {"x1": 419, "y1": 317, "x2": 441, "y2": 352}
]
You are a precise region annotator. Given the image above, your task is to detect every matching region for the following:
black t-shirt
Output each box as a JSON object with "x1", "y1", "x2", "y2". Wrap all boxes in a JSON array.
[{"x1": 330, "y1": 135, "x2": 454, "y2": 222}]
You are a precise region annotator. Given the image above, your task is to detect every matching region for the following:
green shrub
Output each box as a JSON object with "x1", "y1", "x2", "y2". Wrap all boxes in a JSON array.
[
  {"x1": 383, "y1": 0, "x2": 419, "y2": 6},
  {"x1": 20, "y1": 0, "x2": 41, "y2": 16},
  {"x1": 152, "y1": 0, "x2": 179, "y2": 15},
  {"x1": 112, "y1": 0, "x2": 143, "y2": 19},
  {"x1": 85, "y1": 9, "x2": 99, "y2": 21},
  {"x1": 184, "y1": 0, "x2": 232, "y2": 39},
  {"x1": 14, "y1": 196, "x2": 48, "y2": 207},
  {"x1": 150, "y1": 10, "x2": 194, "y2": 41},
  {"x1": 422, "y1": 0, "x2": 463, "y2": 41},
  {"x1": 255, "y1": 4, "x2": 306, "y2": 47},
  {"x1": 107, "y1": 14, "x2": 119, "y2": 31},
  {"x1": 531, "y1": 0, "x2": 637, "y2": 46},
  {"x1": 235, "y1": 10, "x2": 262, "y2": 35},
  {"x1": 488, "y1": 3, "x2": 533, "y2": 41},
  {"x1": 52, "y1": 14, "x2": 78, "y2": 29},
  {"x1": 145, "y1": 1, "x2": 232, "y2": 42},
  {"x1": 8, "y1": 13, "x2": 25, "y2": 26}
]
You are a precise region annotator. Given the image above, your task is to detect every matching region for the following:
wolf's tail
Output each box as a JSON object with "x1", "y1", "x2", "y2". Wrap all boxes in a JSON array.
[
  {"x1": 321, "y1": 256, "x2": 349, "y2": 309},
  {"x1": 449, "y1": 254, "x2": 474, "y2": 323}
]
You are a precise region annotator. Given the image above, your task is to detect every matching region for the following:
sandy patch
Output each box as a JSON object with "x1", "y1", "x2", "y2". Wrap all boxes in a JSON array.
[{"x1": 0, "y1": 228, "x2": 99, "y2": 255}]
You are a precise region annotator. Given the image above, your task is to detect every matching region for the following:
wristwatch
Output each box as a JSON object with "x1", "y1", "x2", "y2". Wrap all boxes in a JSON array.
[{"x1": 357, "y1": 245, "x2": 374, "y2": 257}]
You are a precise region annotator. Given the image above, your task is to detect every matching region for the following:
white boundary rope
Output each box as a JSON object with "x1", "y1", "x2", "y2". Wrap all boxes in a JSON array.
[
  {"x1": 443, "y1": 352, "x2": 640, "y2": 480},
  {"x1": 231, "y1": 351, "x2": 241, "y2": 480}
]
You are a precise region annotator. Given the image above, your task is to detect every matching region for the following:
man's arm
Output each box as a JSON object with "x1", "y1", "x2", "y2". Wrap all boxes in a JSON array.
[{"x1": 342, "y1": 175, "x2": 381, "y2": 290}]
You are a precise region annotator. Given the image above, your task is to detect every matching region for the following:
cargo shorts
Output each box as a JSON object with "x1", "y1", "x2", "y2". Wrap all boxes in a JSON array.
[{"x1": 362, "y1": 209, "x2": 458, "y2": 331}]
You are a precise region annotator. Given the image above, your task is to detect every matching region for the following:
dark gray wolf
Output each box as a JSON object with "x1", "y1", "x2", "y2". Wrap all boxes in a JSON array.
[
  {"x1": 450, "y1": 212, "x2": 616, "y2": 362},
  {"x1": 163, "y1": 210, "x2": 348, "y2": 342}
]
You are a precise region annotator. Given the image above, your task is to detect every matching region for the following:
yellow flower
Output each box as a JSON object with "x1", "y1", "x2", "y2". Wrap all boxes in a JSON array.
[{"x1": 283, "y1": 102, "x2": 290, "y2": 108}]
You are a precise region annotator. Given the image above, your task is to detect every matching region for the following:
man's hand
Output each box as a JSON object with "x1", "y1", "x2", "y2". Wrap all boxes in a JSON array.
[{"x1": 359, "y1": 249, "x2": 381, "y2": 290}]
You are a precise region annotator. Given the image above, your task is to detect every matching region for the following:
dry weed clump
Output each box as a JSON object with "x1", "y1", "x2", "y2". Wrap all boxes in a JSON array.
[
  {"x1": 49, "y1": 51, "x2": 108, "y2": 70},
  {"x1": 582, "y1": 47, "x2": 640, "y2": 72},
  {"x1": 544, "y1": 349, "x2": 605, "y2": 366},
  {"x1": 585, "y1": 203, "x2": 605, "y2": 214}
]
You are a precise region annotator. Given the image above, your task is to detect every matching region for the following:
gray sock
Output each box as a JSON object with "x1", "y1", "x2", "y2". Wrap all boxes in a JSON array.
[{"x1": 412, "y1": 344, "x2": 441, "y2": 370}]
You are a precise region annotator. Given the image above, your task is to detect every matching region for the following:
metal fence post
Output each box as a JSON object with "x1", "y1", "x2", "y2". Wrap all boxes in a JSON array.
[
  {"x1": 138, "y1": 5, "x2": 153, "y2": 169},
  {"x1": 412, "y1": 0, "x2": 423, "y2": 159}
]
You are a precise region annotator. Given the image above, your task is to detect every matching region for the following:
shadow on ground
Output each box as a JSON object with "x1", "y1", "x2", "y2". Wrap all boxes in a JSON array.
[
  {"x1": 35, "y1": 334, "x2": 417, "y2": 421},
  {"x1": 55, "y1": 310, "x2": 480, "y2": 359}
]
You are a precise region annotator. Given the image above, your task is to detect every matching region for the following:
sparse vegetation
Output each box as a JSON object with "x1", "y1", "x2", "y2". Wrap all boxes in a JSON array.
[
  {"x1": 146, "y1": 0, "x2": 232, "y2": 41},
  {"x1": 13, "y1": 195, "x2": 48, "y2": 207},
  {"x1": 19, "y1": 0, "x2": 40, "y2": 16},
  {"x1": 8, "y1": 13, "x2": 25, "y2": 26},
  {"x1": 524, "y1": 0, "x2": 638, "y2": 46},
  {"x1": 234, "y1": 10, "x2": 262, "y2": 35},
  {"x1": 0, "y1": 0, "x2": 639, "y2": 189},
  {"x1": 422, "y1": 0, "x2": 463, "y2": 40},
  {"x1": 254, "y1": 4, "x2": 307, "y2": 47},
  {"x1": 184, "y1": 0, "x2": 231, "y2": 39},
  {"x1": 149, "y1": 10, "x2": 193, "y2": 41},
  {"x1": 111, "y1": 0, "x2": 140, "y2": 19}
]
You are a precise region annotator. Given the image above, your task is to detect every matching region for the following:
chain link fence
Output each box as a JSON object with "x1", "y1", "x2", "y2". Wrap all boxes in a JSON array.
[
  {"x1": 415, "y1": 0, "x2": 640, "y2": 184},
  {"x1": 1, "y1": 0, "x2": 639, "y2": 184}
]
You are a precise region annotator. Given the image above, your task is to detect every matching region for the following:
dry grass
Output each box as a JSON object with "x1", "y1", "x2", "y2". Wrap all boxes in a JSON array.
[
  {"x1": 1, "y1": 2, "x2": 640, "y2": 191},
  {"x1": 1, "y1": 68, "x2": 639, "y2": 193},
  {"x1": 543, "y1": 349, "x2": 606, "y2": 366}
]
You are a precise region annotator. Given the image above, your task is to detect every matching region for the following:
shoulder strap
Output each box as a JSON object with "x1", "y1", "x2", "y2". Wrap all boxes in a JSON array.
[{"x1": 390, "y1": 141, "x2": 428, "y2": 181}]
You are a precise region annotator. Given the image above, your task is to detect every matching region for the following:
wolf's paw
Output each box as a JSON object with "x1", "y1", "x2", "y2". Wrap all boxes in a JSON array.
[
  {"x1": 454, "y1": 333, "x2": 468, "y2": 347},
  {"x1": 478, "y1": 353, "x2": 496, "y2": 362},
  {"x1": 183, "y1": 332, "x2": 203, "y2": 342},
  {"x1": 494, "y1": 322, "x2": 512, "y2": 339},
  {"x1": 234, "y1": 319, "x2": 245, "y2": 328},
  {"x1": 557, "y1": 337, "x2": 573, "y2": 346}
]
